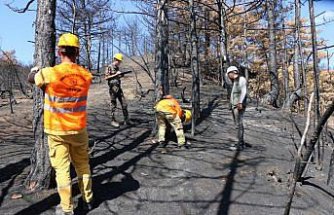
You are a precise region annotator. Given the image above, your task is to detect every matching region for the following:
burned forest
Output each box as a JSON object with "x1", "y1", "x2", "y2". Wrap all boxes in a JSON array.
[{"x1": 1, "y1": 0, "x2": 334, "y2": 215}]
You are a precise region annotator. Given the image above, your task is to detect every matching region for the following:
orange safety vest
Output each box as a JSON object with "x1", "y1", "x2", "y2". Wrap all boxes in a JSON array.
[
  {"x1": 43, "y1": 63, "x2": 92, "y2": 134},
  {"x1": 155, "y1": 96, "x2": 183, "y2": 118}
]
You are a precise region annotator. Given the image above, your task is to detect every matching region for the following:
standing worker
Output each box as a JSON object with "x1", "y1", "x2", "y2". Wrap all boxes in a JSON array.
[
  {"x1": 28, "y1": 33, "x2": 94, "y2": 215},
  {"x1": 226, "y1": 66, "x2": 248, "y2": 151},
  {"x1": 154, "y1": 95, "x2": 192, "y2": 148},
  {"x1": 105, "y1": 53, "x2": 131, "y2": 127}
]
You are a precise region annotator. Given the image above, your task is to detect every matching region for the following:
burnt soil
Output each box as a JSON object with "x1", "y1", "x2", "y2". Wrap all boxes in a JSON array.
[{"x1": 0, "y1": 72, "x2": 334, "y2": 215}]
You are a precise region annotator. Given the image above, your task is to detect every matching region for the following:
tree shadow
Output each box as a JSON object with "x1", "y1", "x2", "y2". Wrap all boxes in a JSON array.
[
  {"x1": 302, "y1": 181, "x2": 334, "y2": 199},
  {"x1": 217, "y1": 150, "x2": 240, "y2": 215},
  {"x1": 196, "y1": 95, "x2": 221, "y2": 126},
  {"x1": 0, "y1": 158, "x2": 30, "y2": 184},
  {"x1": 13, "y1": 130, "x2": 155, "y2": 215},
  {"x1": 0, "y1": 158, "x2": 30, "y2": 207}
]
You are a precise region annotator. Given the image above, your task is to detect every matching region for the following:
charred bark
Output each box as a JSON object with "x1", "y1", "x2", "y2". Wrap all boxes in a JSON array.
[
  {"x1": 284, "y1": 99, "x2": 334, "y2": 214},
  {"x1": 217, "y1": 0, "x2": 230, "y2": 93},
  {"x1": 189, "y1": 0, "x2": 200, "y2": 137},
  {"x1": 264, "y1": 0, "x2": 279, "y2": 107},
  {"x1": 24, "y1": 0, "x2": 56, "y2": 191},
  {"x1": 155, "y1": 0, "x2": 169, "y2": 100}
]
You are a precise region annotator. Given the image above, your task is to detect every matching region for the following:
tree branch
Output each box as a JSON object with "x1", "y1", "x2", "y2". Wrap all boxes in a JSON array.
[{"x1": 6, "y1": 0, "x2": 36, "y2": 13}]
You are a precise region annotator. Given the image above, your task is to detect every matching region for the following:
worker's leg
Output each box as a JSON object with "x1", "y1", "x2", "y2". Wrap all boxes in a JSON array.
[
  {"x1": 67, "y1": 129, "x2": 93, "y2": 204},
  {"x1": 48, "y1": 135, "x2": 73, "y2": 213},
  {"x1": 238, "y1": 109, "x2": 245, "y2": 144},
  {"x1": 109, "y1": 83, "x2": 120, "y2": 127},
  {"x1": 108, "y1": 82, "x2": 118, "y2": 120},
  {"x1": 231, "y1": 106, "x2": 237, "y2": 125},
  {"x1": 167, "y1": 115, "x2": 186, "y2": 146},
  {"x1": 156, "y1": 112, "x2": 167, "y2": 142},
  {"x1": 118, "y1": 88, "x2": 129, "y2": 122},
  {"x1": 233, "y1": 108, "x2": 245, "y2": 145}
]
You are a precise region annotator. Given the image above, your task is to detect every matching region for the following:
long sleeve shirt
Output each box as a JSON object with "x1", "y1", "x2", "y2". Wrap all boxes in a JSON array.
[{"x1": 230, "y1": 76, "x2": 247, "y2": 106}]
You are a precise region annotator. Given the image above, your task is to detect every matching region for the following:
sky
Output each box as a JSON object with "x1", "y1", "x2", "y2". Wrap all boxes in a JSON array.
[{"x1": 0, "y1": 0, "x2": 333, "y2": 66}]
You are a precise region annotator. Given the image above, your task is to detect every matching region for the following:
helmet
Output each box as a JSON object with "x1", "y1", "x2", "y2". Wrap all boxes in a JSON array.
[
  {"x1": 184, "y1": 110, "x2": 192, "y2": 124},
  {"x1": 114, "y1": 53, "x2": 123, "y2": 61},
  {"x1": 226, "y1": 66, "x2": 239, "y2": 75},
  {"x1": 58, "y1": 33, "x2": 80, "y2": 48}
]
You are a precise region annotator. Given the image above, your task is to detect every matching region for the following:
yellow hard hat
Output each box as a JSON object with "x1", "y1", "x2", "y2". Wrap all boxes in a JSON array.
[
  {"x1": 58, "y1": 33, "x2": 80, "y2": 48},
  {"x1": 184, "y1": 110, "x2": 192, "y2": 124},
  {"x1": 114, "y1": 53, "x2": 123, "y2": 61}
]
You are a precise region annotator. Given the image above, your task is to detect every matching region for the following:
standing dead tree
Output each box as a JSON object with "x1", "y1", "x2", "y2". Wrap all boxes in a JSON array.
[
  {"x1": 264, "y1": 0, "x2": 279, "y2": 107},
  {"x1": 284, "y1": 99, "x2": 334, "y2": 214},
  {"x1": 283, "y1": 0, "x2": 303, "y2": 110},
  {"x1": 189, "y1": 0, "x2": 200, "y2": 136},
  {"x1": 24, "y1": 0, "x2": 56, "y2": 191},
  {"x1": 155, "y1": 0, "x2": 169, "y2": 99},
  {"x1": 308, "y1": 0, "x2": 323, "y2": 169}
]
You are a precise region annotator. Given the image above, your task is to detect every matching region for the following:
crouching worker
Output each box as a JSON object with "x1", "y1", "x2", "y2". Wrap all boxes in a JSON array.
[
  {"x1": 154, "y1": 95, "x2": 192, "y2": 148},
  {"x1": 28, "y1": 33, "x2": 94, "y2": 215}
]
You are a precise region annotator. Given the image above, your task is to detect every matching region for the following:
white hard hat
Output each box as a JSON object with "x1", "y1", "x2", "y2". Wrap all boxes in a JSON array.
[{"x1": 226, "y1": 66, "x2": 239, "y2": 75}]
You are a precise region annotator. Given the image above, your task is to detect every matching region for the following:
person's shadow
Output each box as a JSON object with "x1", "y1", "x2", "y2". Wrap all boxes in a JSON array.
[
  {"x1": 74, "y1": 171, "x2": 140, "y2": 215},
  {"x1": 14, "y1": 171, "x2": 140, "y2": 215}
]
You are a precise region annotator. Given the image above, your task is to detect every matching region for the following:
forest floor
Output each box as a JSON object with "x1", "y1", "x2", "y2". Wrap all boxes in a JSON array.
[{"x1": 0, "y1": 62, "x2": 334, "y2": 215}]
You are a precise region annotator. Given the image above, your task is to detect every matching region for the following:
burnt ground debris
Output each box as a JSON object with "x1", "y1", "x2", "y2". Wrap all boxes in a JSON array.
[{"x1": 0, "y1": 82, "x2": 333, "y2": 215}]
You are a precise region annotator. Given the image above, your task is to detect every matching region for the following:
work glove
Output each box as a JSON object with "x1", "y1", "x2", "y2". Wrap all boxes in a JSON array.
[
  {"x1": 30, "y1": 66, "x2": 40, "y2": 73},
  {"x1": 181, "y1": 110, "x2": 186, "y2": 123}
]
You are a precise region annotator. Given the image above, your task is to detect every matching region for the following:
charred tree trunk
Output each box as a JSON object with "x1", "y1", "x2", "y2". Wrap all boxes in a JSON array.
[
  {"x1": 204, "y1": 7, "x2": 210, "y2": 81},
  {"x1": 24, "y1": 0, "x2": 56, "y2": 191},
  {"x1": 152, "y1": 0, "x2": 169, "y2": 136},
  {"x1": 283, "y1": 0, "x2": 303, "y2": 110},
  {"x1": 97, "y1": 38, "x2": 101, "y2": 74},
  {"x1": 155, "y1": 0, "x2": 169, "y2": 99},
  {"x1": 217, "y1": 0, "x2": 230, "y2": 92},
  {"x1": 328, "y1": 147, "x2": 334, "y2": 188},
  {"x1": 309, "y1": 0, "x2": 320, "y2": 124},
  {"x1": 190, "y1": 0, "x2": 200, "y2": 137},
  {"x1": 282, "y1": 22, "x2": 289, "y2": 103},
  {"x1": 293, "y1": 0, "x2": 301, "y2": 90},
  {"x1": 265, "y1": 0, "x2": 279, "y2": 107},
  {"x1": 84, "y1": 17, "x2": 92, "y2": 70},
  {"x1": 284, "y1": 0, "x2": 307, "y2": 112},
  {"x1": 309, "y1": 0, "x2": 322, "y2": 168},
  {"x1": 284, "y1": 99, "x2": 334, "y2": 215}
]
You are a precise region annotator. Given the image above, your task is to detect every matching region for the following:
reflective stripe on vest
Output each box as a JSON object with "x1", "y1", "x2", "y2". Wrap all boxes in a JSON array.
[
  {"x1": 45, "y1": 93, "x2": 87, "y2": 103},
  {"x1": 44, "y1": 104, "x2": 86, "y2": 113},
  {"x1": 42, "y1": 63, "x2": 92, "y2": 133}
]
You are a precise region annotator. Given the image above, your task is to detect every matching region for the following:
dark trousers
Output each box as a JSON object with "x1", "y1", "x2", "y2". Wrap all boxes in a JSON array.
[{"x1": 108, "y1": 81, "x2": 128, "y2": 120}]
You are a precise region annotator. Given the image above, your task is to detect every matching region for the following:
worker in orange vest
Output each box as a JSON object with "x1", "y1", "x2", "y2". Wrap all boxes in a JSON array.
[
  {"x1": 28, "y1": 33, "x2": 94, "y2": 215},
  {"x1": 154, "y1": 95, "x2": 192, "y2": 148}
]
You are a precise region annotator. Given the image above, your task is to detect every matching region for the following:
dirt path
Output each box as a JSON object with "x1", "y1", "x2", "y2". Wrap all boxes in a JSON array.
[{"x1": 0, "y1": 76, "x2": 333, "y2": 215}]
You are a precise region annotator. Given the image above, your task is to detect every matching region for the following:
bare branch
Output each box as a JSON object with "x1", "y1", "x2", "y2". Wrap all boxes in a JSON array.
[{"x1": 6, "y1": 0, "x2": 36, "y2": 13}]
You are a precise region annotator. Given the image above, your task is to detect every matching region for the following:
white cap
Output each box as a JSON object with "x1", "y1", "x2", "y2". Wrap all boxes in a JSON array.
[{"x1": 226, "y1": 66, "x2": 239, "y2": 75}]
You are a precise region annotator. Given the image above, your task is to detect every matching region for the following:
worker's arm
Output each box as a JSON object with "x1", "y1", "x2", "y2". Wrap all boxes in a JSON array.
[
  {"x1": 105, "y1": 71, "x2": 122, "y2": 80},
  {"x1": 27, "y1": 67, "x2": 40, "y2": 84},
  {"x1": 31, "y1": 67, "x2": 51, "y2": 88},
  {"x1": 105, "y1": 66, "x2": 121, "y2": 80}
]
